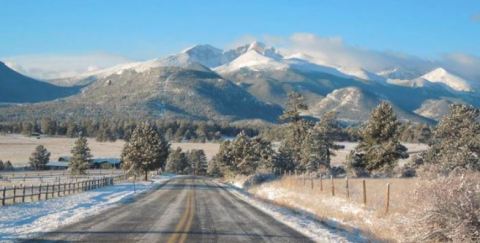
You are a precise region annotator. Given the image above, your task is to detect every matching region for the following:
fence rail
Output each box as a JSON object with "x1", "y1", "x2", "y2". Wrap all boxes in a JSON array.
[{"x1": 1, "y1": 175, "x2": 125, "y2": 206}]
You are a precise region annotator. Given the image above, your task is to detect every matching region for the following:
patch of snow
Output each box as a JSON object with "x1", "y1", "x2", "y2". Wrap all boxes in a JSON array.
[
  {"x1": 338, "y1": 67, "x2": 385, "y2": 83},
  {"x1": 0, "y1": 176, "x2": 172, "y2": 240},
  {"x1": 421, "y1": 67, "x2": 472, "y2": 92},
  {"x1": 224, "y1": 181, "x2": 368, "y2": 242}
]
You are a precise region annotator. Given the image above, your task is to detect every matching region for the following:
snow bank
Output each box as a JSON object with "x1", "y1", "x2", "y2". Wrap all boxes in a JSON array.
[
  {"x1": 0, "y1": 176, "x2": 171, "y2": 240},
  {"x1": 222, "y1": 181, "x2": 369, "y2": 243}
]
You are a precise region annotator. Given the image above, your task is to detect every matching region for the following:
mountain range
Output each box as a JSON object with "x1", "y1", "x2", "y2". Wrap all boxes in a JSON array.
[{"x1": 1, "y1": 41, "x2": 479, "y2": 124}]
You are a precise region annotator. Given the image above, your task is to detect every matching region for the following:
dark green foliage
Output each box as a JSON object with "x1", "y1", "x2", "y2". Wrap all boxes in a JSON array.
[
  {"x1": 420, "y1": 104, "x2": 480, "y2": 174},
  {"x1": 0, "y1": 118, "x2": 261, "y2": 143},
  {"x1": 279, "y1": 92, "x2": 308, "y2": 123},
  {"x1": 213, "y1": 132, "x2": 275, "y2": 176},
  {"x1": 121, "y1": 123, "x2": 170, "y2": 180},
  {"x1": 347, "y1": 102, "x2": 408, "y2": 176},
  {"x1": 40, "y1": 117, "x2": 57, "y2": 135},
  {"x1": 69, "y1": 136, "x2": 92, "y2": 175},
  {"x1": 29, "y1": 145, "x2": 51, "y2": 170},
  {"x1": 165, "y1": 148, "x2": 190, "y2": 174},
  {"x1": 188, "y1": 149, "x2": 208, "y2": 176},
  {"x1": 300, "y1": 111, "x2": 338, "y2": 173},
  {"x1": 277, "y1": 92, "x2": 312, "y2": 172},
  {"x1": 398, "y1": 122, "x2": 432, "y2": 143}
]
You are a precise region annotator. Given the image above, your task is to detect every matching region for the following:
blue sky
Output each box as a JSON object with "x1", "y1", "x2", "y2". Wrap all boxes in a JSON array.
[
  {"x1": 1, "y1": 0, "x2": 479, "y2": 80},
  {"x1": 1, "y1": 0, "x2": 479, "y2": 59}
]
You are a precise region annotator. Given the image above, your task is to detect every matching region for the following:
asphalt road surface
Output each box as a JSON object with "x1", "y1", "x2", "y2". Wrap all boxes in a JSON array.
[{"x1": 29, "y1": 176, "x2": 314, "y2": 243}]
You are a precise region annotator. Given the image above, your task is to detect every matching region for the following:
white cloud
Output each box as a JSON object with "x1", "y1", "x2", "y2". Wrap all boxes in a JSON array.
[
  {"x1": 230, "y1": 33, "x2": 480, "y2": 83},
  {"x1": 439, "y1": 53, "x2": 480, "y2": 81},
  {"x1": 2, "y1": 53, "x2": 132, "y2": 80},
  {"x1": 265, "y1": 33, "x2": 433, "y2": 75}
]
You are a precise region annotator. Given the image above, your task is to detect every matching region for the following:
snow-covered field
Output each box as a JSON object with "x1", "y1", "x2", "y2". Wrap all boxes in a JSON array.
[
  {"x1": 0, "y1": 134, "x2": 220, "y2": 166},
  {"x1": 0, "y1": 175, "x2": 171, "y2": 240}
]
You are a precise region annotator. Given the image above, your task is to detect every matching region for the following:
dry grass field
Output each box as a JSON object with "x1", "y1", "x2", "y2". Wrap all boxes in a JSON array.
[
  {"x1": 248, "y1": 175, "x2": 424, "y2": 241},
  {"x1": 0, "y1": 134, "x2": 220, "y2": 166}
]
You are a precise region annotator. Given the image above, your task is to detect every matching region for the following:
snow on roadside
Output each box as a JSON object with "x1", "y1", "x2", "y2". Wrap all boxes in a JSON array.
[
  {"x1": 0, "y1": 176, "x2": 171, "y2": 240},
  {"x1": 221, "y1": 180, "x2": 369, "y2": 243}
]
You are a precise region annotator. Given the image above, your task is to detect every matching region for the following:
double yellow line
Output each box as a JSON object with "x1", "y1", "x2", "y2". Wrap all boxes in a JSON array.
[{"x1": 167, "y1": 184, "x2": 196, "y2": 243}]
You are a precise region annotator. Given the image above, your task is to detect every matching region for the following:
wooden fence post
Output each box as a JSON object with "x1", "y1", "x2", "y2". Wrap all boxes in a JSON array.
[
  {"x1": 331, "y1": 176, "x2": 335, "y2": 196},
  {"x1": 345, "y1": 177, "x2": 350, "y2": 200},
  {"x1": 30, "y1": 185, "x2": 34, "y2": 202},
  {"x1": 385, "y1": 183, "x2": 390, "y2": 214},
  {"x1": 22, "y1": 185, "x2": 26, "y2": 203},
  {"x1": 320, "y1": 176, "x2": 323, "y2": 191},
  {"x1": 311, "y1": 176, "x2": 314, "y2": 189},
  {"x1": 38, "y1": 184, "x2": 42, "y2": 201},
  {"x1": 57, "y1": 183, "x2": 60, "y2": 197},
  {"x1": 2, "y1": 186, "x2": 6, "y2": 206},
  {"x1": 45, "y1": 184, "x2": 49, "y2": 200},
  {"x1": 13, "y1": 185, "x2": 16, "y2": 204},
  {"x1": 362, "y1": 179, "x2": 367, "y2": 205}
]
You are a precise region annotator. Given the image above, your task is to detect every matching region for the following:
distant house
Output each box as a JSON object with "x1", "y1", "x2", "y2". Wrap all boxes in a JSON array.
[
  {"x1": 46, "y1": 161, "x2": 69, "y2": 170},
  {"x1": 56, "y1": 156, "x2": 122, "y2": 169}
]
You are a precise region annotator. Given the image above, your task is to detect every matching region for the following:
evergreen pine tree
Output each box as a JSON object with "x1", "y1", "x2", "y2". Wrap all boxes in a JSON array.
[
  {"x1": 69, "y1": 135, "x2": 92, "y2": 175},
  {"x1": 347, "y1": 102, "x2": 408, "y2": 176},
  {"x1": 29, "y1": 145, "x2": 51, "y2": 170},
  {"x1": 165, "y1": 147, "x2": 189, "y2": 174},
  {"x1": 212, "y1": 132, "x2": 275, "y2": 175},
  {"x1": 188, "y1": 149, "x2": 208, "y2": 175},
  {"x1": 121, "y1": 123, "x2": 170, "y2": 180},
  {"x1": 420, "y1": 104, "x2": 480, "y2": 173},
  {"x1": 278, "y1": 92, "x2": 312, "y2": 172},
  {"x1": 300, "y1": 112, "x2": 339, "y2": 173}
]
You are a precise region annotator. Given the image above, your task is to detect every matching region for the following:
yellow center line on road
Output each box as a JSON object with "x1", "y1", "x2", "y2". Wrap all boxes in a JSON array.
[
  {"x1": 179, "y1": 189, "x2": 195, "y2": 243},
  {"x1": 167, "y1": 179, "x2": 196, "y2": 243}
]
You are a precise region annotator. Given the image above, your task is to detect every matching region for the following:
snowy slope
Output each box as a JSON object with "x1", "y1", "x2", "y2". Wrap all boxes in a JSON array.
[
  {"x1": 338, "y1": 66, "x2": 386, "y2": 83},
  {"x1": 387, "y1": 77, "x2": 433, "y2": 88},
  {"x1": 421, "y1": 68, "x2": 472, "y2": 92}
]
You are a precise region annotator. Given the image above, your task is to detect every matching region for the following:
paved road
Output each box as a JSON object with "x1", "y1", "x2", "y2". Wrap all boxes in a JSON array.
[{"x1": 30, "y1": 176, "x2": 314, "y2": 242}]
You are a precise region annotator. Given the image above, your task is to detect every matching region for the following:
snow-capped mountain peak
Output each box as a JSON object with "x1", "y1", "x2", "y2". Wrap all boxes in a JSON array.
[
  {"x1": 181, "y1": 44, "x2": 222, "y2": 54},
  {"x1": 421, "y1": 67, "x2": 472, "y2": 92},
  {"x1": 214, "y1": 47, "x2": 287, "y2": 73}
]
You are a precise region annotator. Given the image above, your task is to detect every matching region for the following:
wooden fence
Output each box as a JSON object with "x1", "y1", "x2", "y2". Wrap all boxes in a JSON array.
[{"x1": 0, "y1": 175, "x2": 125, "y2": 207}]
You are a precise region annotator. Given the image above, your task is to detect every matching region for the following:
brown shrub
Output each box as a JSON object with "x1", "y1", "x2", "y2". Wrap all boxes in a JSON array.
[{"x1": 411, "y1": 171, "x2": 480, "y2": 242}]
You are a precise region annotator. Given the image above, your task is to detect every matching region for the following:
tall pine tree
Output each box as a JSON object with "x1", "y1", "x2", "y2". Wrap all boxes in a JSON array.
[
  {"x1": 69, "y1": 136, "x2": 92, "y2": 175},
  {"x1": 278, "y1": 92, "x2": 312, "y2": 172},
  {"x1": 29, "y1": 145, "x2": 51, "y2": 170},
  {"x1": 347, "y1": 102, "x2": 408, "y2": 176},
  {"x1": 121, "y1": 123, "x2": 170, "y2": 180},
  {"x1": 188, "y1": 149, "x2": 208, "y2": 176},
  {"x1": 420, "y1": 104, "x2": 480, "y2": 173},
  {"x1": 301, "y1": 112, "x2": 338, "y2": 173},
  {"x1": 165, "y1": 147, "x2": 189, "y2": 174}
]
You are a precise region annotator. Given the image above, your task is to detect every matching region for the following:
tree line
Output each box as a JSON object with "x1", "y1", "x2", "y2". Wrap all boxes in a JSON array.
[{"x1": 0, "y1": 118, "x2": 260, "y2": 142}]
